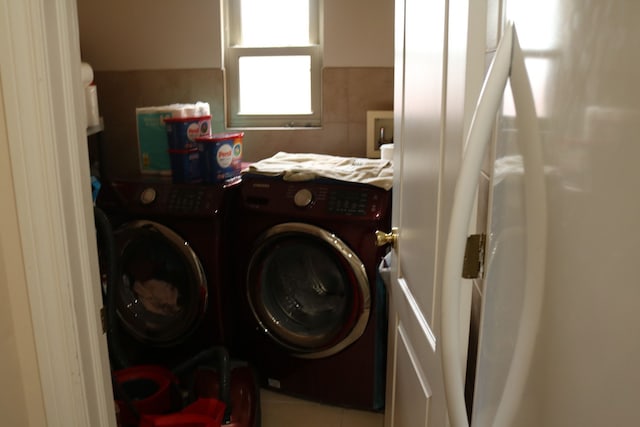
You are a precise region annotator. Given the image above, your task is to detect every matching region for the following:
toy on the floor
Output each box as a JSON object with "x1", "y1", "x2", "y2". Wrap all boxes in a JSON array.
[{"x1": 112, "y1": 347, "x2": 260, "y2": 427}]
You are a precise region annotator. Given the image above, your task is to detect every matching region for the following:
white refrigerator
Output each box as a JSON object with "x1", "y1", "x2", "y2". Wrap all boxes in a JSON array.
[{"x1": 441, "y1": 1, "x2": 640, "y2": 426}]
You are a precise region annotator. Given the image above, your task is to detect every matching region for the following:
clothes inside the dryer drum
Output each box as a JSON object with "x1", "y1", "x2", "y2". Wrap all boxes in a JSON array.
[
  {"x1": 116, "y1": 223, "x2": 207, "y2": 346},
  {"x1": 249, "y1": 234, "x2": 362, "y2": 353}
]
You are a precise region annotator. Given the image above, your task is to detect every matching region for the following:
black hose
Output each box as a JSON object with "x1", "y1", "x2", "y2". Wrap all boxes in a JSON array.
[
  {"x1": 93, "y1": 206, "x2": 130, "y2": 369},
  {"x1": 172, "y1": 345, "x2": 232, "y2": 421}
]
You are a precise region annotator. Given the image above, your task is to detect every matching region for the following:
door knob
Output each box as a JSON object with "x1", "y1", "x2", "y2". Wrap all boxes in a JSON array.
[{"x1": 375, "y1": 227, "x2": 398, "y2": 249}]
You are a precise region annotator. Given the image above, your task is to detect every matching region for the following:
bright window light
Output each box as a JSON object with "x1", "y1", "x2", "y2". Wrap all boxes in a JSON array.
[
  {"x1": 239, "y1": 56, "x2": 312, "y2": 115},
  {"x1": 241, "y1": 0, "x2": 310, "y2": 46},
  {"x1": 225, "y1": 0, "x2": 321, "y2": 127},
  {"x1": 502, "y1": 57, "x2": 550, "y2": 117}
]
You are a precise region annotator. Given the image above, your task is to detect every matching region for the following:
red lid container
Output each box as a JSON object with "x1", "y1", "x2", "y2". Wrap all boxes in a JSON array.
[{"x1": 196, "y1": 132, "x2": 244, "y2": 184}]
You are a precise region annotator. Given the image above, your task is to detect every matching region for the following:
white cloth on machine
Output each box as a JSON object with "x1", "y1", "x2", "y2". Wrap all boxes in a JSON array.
[{"x1": 245, "y1": 151, "x2": 393, "y2": 190}]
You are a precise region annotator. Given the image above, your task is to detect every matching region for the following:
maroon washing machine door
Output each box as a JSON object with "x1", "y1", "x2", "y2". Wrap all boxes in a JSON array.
[
  {"x1": 114, "y1": 220, "x2": 208, "y2": 347},
  {"x1": 246, "y1": 222, "x2": 370, "y2": 359}
]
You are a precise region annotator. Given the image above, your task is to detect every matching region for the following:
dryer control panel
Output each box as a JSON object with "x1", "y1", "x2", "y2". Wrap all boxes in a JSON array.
[
  {"x1": 242, "y1": 175, "x2": 391, "y2": 222},
  {"x1": 326, "y1": 189, "x2": 371, "y2": 216}
]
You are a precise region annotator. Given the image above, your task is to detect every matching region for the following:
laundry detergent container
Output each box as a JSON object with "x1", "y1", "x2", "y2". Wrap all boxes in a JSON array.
[
  {"x1": 196, "y1": 133, "x2": 243, "y2": 183},
  {"x1": 165, "y1": 116, "x2": 212, "y2": 150},
  {"x1": 168, "y1": 148, "x2": 201, "y2": 183}
]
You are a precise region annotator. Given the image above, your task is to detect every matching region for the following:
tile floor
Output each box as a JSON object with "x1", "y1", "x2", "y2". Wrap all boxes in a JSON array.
[{"x1": 260, "y1": 389, "x2": 384, "y2": 427}]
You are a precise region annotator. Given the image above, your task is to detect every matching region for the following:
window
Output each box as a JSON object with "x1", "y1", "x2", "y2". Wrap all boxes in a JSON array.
[{"x1": 224, "y1": 0, "x2": 322, "y2": 128}]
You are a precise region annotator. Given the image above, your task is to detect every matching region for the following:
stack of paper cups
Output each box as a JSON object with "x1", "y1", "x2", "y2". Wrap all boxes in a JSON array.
[
  {"x1": 380, "y1": 143, "x2": 394, "y2": 161},
  {"x1": 82, "y1": 62, "x2": 100, "y2": 128}
]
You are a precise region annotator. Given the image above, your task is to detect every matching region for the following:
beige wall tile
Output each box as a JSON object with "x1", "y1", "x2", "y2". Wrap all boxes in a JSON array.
[
  {"x1": 94, "y1": 67, "x2": 392, "y2": 178},
  {"x1": 347, "y1": 68, "x2": 394, "y2": 123},
  {"x1": 323, "y1": 68, "x2": 349, "y2": 123},
  {"x1": 348, "y1": 121, "x2": 367, "y2": 157}
]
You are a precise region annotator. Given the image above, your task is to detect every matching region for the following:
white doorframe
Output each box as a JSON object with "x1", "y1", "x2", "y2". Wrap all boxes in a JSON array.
[{"x1": 1, "y1": 0, "x2": 114, "y2": 425}]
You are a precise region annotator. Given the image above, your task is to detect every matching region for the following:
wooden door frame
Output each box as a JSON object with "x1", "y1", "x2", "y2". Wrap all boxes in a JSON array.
[{"x1": 1, "y1": 0, "x2": 114, "y2": 425}]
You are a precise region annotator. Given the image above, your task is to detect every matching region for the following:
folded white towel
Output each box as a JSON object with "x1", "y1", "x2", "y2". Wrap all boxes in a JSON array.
[{"x1": 246, "y1": 152, "x2": 393, "y2": 190}]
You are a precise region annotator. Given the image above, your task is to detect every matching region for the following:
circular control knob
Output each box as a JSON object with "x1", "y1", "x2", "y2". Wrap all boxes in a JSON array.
[
  {"x1": 293, "y1": 188, "x2": 313, "y2": 207},
  {"x1": 140, "y1": 187, "x2": 157, "y2": 205}
]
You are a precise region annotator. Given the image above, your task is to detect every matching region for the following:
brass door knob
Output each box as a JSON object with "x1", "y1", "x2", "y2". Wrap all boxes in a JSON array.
[{"x1": 375, "y1": 227, "x2": 398, "y2": 248}]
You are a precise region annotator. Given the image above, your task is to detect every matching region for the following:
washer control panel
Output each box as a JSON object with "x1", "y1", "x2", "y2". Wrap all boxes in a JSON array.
[
  {"x1": 165, "y1": 187, "x2": 208, "y2": 212},
  {"x1": 293, "y1": 189, "x2": 314, "y2": 207},
  {"x1": 102, "y1": 180, "x2": 233, "y2": 217},
  {"x1": 139, "y1": 187, "x2": 157, "y2": 205}
]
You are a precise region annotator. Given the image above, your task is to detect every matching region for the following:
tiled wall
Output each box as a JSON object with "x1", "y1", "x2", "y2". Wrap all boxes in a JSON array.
[{"x1": 93, "y1": 67, "x2": 393, "y2": 180}]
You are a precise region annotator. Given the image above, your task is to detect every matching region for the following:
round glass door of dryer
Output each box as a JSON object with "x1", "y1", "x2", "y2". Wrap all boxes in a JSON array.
[
  {"x1": 113, "y1": 220, "x2": 207, "y2": 347},
  {"x1": 246, "y1": 222, "x2": 370, "y2": 359}
]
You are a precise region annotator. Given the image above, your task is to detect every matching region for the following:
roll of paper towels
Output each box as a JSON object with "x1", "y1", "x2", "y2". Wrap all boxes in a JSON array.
[
  {"x1": 85, "y1": 84, "x2": 100, "y2": 128},
  {"x1": 81, "y1": 62, "x2": 94, "y2": 87},
  {"x1": 380, "y1": 144, "x2": 394, "y2": 161}
]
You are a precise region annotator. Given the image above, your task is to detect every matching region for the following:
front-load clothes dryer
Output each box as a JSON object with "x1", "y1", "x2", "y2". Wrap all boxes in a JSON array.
[
  {"x1": 96, "y1": 178, "x2": 239, "y2": 369},
  {"x1": 231, "y1": 174, "x2": 391, "y2": 411}
]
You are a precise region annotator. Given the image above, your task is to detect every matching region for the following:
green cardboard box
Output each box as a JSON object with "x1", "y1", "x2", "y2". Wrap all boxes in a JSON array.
[{"x1": 136, "y1": 109, "x2": 174, "y2": 175}]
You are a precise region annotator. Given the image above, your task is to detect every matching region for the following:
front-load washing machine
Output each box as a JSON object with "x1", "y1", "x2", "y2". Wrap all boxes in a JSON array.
[
  {"x1": 96, "y1": 178, "x2": 239, "y2": 369},
  {"x1": 231, "y1": 173, "x2": 391, "y2": 411}
]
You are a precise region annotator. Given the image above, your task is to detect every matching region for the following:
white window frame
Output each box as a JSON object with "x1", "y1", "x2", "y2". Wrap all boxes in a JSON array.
[{"x1": 223, "y1": 0, "x2": 323, "y2": 128}]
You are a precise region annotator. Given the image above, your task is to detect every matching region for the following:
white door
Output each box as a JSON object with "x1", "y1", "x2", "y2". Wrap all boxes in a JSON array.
[
  {"x1": 383, "y1": 0, "x2": 448, "y2": 425},
  {"x1": 384, "y1": 0, "x2": 486, "y2": 426}
]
